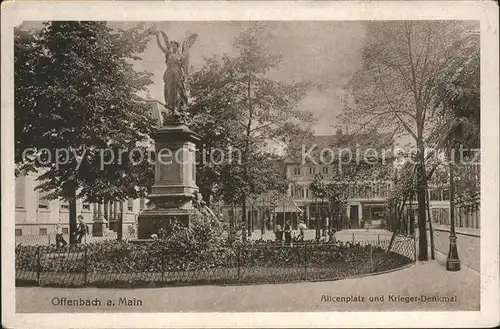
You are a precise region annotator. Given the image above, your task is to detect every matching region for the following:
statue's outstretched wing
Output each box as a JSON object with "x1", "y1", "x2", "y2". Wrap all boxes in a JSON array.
[
  {"x1": 181, "y1": 33, "x2": 198, "y2": 74},
  {"x1": 181, "y1": 33, "x2": 198, "y2": 55}
]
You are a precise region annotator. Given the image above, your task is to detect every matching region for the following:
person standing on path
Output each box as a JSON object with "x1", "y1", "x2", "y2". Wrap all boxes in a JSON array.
[
  {"x1": 55, "y1": 222, "x2": 67, "y2": 248},
  {"x1": 274, "y1": 224, "x2": 283, "y2": 243},
  {"x1": 284, "y1": 221, "x2": 292, "y2": 245},
  {"x1": 75, "y1": 216, "x2": 87, "y2": 244},
  {"x1": 298, "y1": 220, "x2": 306, "y2": 242}
]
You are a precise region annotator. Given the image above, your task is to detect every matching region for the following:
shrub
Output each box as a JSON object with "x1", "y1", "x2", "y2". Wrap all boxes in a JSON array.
[{"x1": 150, "y1": 212, "x2": 229, "y2": 270}]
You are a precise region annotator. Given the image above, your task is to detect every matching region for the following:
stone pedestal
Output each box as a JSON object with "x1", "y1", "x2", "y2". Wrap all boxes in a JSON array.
[{"x1": 138, "y1": 121, "x2": 200, "y2": 239}]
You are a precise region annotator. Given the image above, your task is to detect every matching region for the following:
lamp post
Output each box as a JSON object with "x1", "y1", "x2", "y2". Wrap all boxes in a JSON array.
[{"x1": 446, "y1": 123, "x2": 462, "y2": 271}]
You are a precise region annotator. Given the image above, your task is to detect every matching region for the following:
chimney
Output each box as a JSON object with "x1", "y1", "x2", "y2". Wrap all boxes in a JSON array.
[{"x1": 336, "y1": 128, "x2": 343, "y2": 137}]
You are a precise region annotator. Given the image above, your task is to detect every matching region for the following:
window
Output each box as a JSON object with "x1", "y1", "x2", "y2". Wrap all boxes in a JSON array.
[
  {"x1": 430, "y1": 190, "x2": 441, "y2": 201},
  {"x1": 127, "y1": 198, "x2": 134, "y2": 212},
  {"x1": 322, "y1": 167, "x2": 328, "y2": 175},
  {"x1": 296, "y1": 186, "x2": 304, "y2": 199},
  {"x1": 432, "y1": 208, "x2": 439, "y2": 223},
  {"x1": 309, "y1": 167, "x2": 316, "y2": 175},
  {"x1": 62, "y1": 228, "x2": 69, "y2": 234},
  {"x1": 38, "y1": 191, "x2": 50, "y2": 209},
  {"x1": 442, "y1": 189, "x2": 450, "y2": 201},
  {"x1": 364, "y1": 186, "x2": 372, "y2": 198},
  {"x1": 442, "y1": 208, "x2": 450, "y2": 225},
  {"x1": 15, "y1": 229, "x2": 22, "y2": 236},
  {"x1": 294, "y1": 167, "x2": 301, "y2": 176},
  {"x1": 305, "y1": 188, "x2": 309, "y2": 198},
  {"x1": 60, "y1": 203, "x2": 69, "y2": 210},
  {"x1": 82, "y1": 203, "x2": 90, "y2": 211},
  {"x1": 15, "y1": 176, "x2": 26, "y2": 209},
  {"x1": 39, "y1": 228, "x2": 47, "y2": 236}
]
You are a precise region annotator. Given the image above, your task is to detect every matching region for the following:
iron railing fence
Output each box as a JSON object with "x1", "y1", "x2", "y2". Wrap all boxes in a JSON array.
[{"x1": 16, "y1": 236, "x2": 415, "y2": 288}]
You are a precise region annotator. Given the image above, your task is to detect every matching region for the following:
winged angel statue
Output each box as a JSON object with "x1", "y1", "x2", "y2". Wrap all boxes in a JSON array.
[{"x1": 154, "y1": 29, "x2": 198, "y2": 123}]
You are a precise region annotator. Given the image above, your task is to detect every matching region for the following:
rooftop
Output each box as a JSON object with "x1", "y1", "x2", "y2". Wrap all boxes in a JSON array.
[{"x1": 285, "y1": 129, "x2": 394, "y2": 165}]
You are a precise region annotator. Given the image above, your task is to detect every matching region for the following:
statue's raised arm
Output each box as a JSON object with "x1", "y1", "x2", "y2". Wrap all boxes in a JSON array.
[{"x1": 156, "y1": 31, "x2": 170, "y2": 55}]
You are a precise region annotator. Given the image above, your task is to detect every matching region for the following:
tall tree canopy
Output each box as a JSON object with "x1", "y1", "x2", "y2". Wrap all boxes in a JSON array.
[
  {"x1": 188, "y1": 24, "x2": 314, "y2": 235},
  {"x1": 15, "y1": 21, "x2": 156, "y2": 242},
  {"x1": 339, "y1": 21, "x2": 479, "y2": 260}
]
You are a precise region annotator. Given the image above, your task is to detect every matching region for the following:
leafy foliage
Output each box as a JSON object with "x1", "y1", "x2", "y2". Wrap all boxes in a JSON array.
[
  {"x1": 188, "y1": 24, "x2": 314, "y2": 234},
  {"x1": 339, "y1": 21, "x2": 480, "y2": 260},
  {"x1": 15, "y1": 22, "x2": 157, "y2": 242},
  {"x1": 15, "y1": 21, "x2": 156, "y2": 201}
]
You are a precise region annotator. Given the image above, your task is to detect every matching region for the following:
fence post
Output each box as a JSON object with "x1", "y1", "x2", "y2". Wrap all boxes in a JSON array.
[
  {"x1": 84, "y1": 244, "x2": 88, "y2": 286},
  {"x1": 161, "y1": 247, "x2": 165, "y2": 283},
  {"x1": 303, "y1": 243, "x2": 308, "y2": 281},
  {"x1": 36, "y1": 247, "x2": 41, "y2": 286},
  {"x1": 369, "y1": 244, "x2": 373, "y2": 273},
  {"x1": 237, "y1": 245, "x2": 241, "y2": 281},
  {"x1": 413, "y1": 236, "x2": 417, "y2": 263}
]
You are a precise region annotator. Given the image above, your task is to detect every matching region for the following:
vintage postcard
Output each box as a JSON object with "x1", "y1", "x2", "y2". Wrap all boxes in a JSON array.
[{"x1": 1, "y1": 1, "x2": 499, "y2": 328}]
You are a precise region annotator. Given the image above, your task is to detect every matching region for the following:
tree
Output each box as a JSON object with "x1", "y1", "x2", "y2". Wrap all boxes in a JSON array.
[
  {"x1": 309, "y1": 173, "x2": 327, "y2": 239},
  {"x1": 189, "y1": 24, "x2": 313, "y2": 237},
  {"x1": 339, "y1": 21, "x2": 478, "y2": 260},
  {"x1": 15, "y1": 22, "x2": 156, "y2": 243}
]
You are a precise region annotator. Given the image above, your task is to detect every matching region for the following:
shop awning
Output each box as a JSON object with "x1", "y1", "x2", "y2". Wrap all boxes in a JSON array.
[{"x1": 273, "y1": 195, "x2": 303, "y2": 213}]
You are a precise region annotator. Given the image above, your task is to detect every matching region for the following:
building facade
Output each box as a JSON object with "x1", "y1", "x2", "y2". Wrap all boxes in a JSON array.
[
  {"x1": 14, "y1": 173, "x2": 146, "y2": 238},
  {"x1": 14, "y1": 96, "x2": 163, "y2": 239}
]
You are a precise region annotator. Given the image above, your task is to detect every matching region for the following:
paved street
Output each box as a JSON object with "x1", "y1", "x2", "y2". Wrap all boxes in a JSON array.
[{"x1": 16, "y1": 250, "x2": 479, "y2": 312}]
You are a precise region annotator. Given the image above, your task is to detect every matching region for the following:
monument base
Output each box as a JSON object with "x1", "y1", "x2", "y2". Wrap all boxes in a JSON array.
[
  {"x1": 137, "y1": 118, "x2": 201, "y2": 240},
  {"x1": 137, "y1": 208, "x2": 199, "y2": 239}
]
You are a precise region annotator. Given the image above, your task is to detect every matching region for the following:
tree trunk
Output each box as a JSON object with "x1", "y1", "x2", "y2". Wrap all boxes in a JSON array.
[
  {"x1": 117, "y1": 200, "x2": 123, "y2": 241},
  {"x1": 321, "y1": 197, "x2": 325, "y2": 236},
  {"x1": 409, "y1": 187, "x2": 415, "y2": 235},
  {"x1": 241, "y1": 195, "x2": 247, "y2": 241},
  {"x1": 230, "y1": 204, "x2": 235, "y2": 242},
  {"x1": 389, "y1": 195, "x2": 409, "y2": 249},
  {"x1": 69, "y1": 181, "x2": 78, "y2": 245},
  {"x1": 261, "y1": 207, "x2": 265, "y2": 235},
  {"x1": 425, "y1": 182, "x2": 436, "y2": 260},
  {"x1": 417, "y1": 141, "x2": 429, "y2": 261}
]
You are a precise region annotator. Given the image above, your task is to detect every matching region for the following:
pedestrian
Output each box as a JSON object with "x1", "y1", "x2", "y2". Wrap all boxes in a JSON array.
[
  {"x1": 284, "y1": 220, "x2": 292, "y2": 245},
  {"x1": 128, "y1": 224, "x2": 136, "y2": 238},
  {"x1": 274, "y1": 224, "x2": 283, "y2": 243},
  {"x1": 55, "y1": 222, "x2": 67, "y2": 248},
  {"x1": 75, "y1": 215, "x2": 87, "y2": 243},
  {"x1": 328, "y1": 227, "x2": 337, "y2": 243},
  {"x1": 298, "y1": 220, "x2": 307, "y2": 242},
  {"x1": 323, "y1": 217, "x2": 329, "y2": 236}
]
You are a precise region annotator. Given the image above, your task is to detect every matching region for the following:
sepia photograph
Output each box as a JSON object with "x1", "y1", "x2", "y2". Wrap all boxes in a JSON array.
[{"x1": 2, "y1": 1, "x2": 498, "y2": 328}]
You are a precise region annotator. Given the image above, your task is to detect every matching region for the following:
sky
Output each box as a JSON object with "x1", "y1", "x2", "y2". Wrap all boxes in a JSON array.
[
  {"x1": 111, "y1": 21, "x2": 367, "y2": 136},
  {"x1": 21, "y1": 21, "x2": 367, "y2": 135}
]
